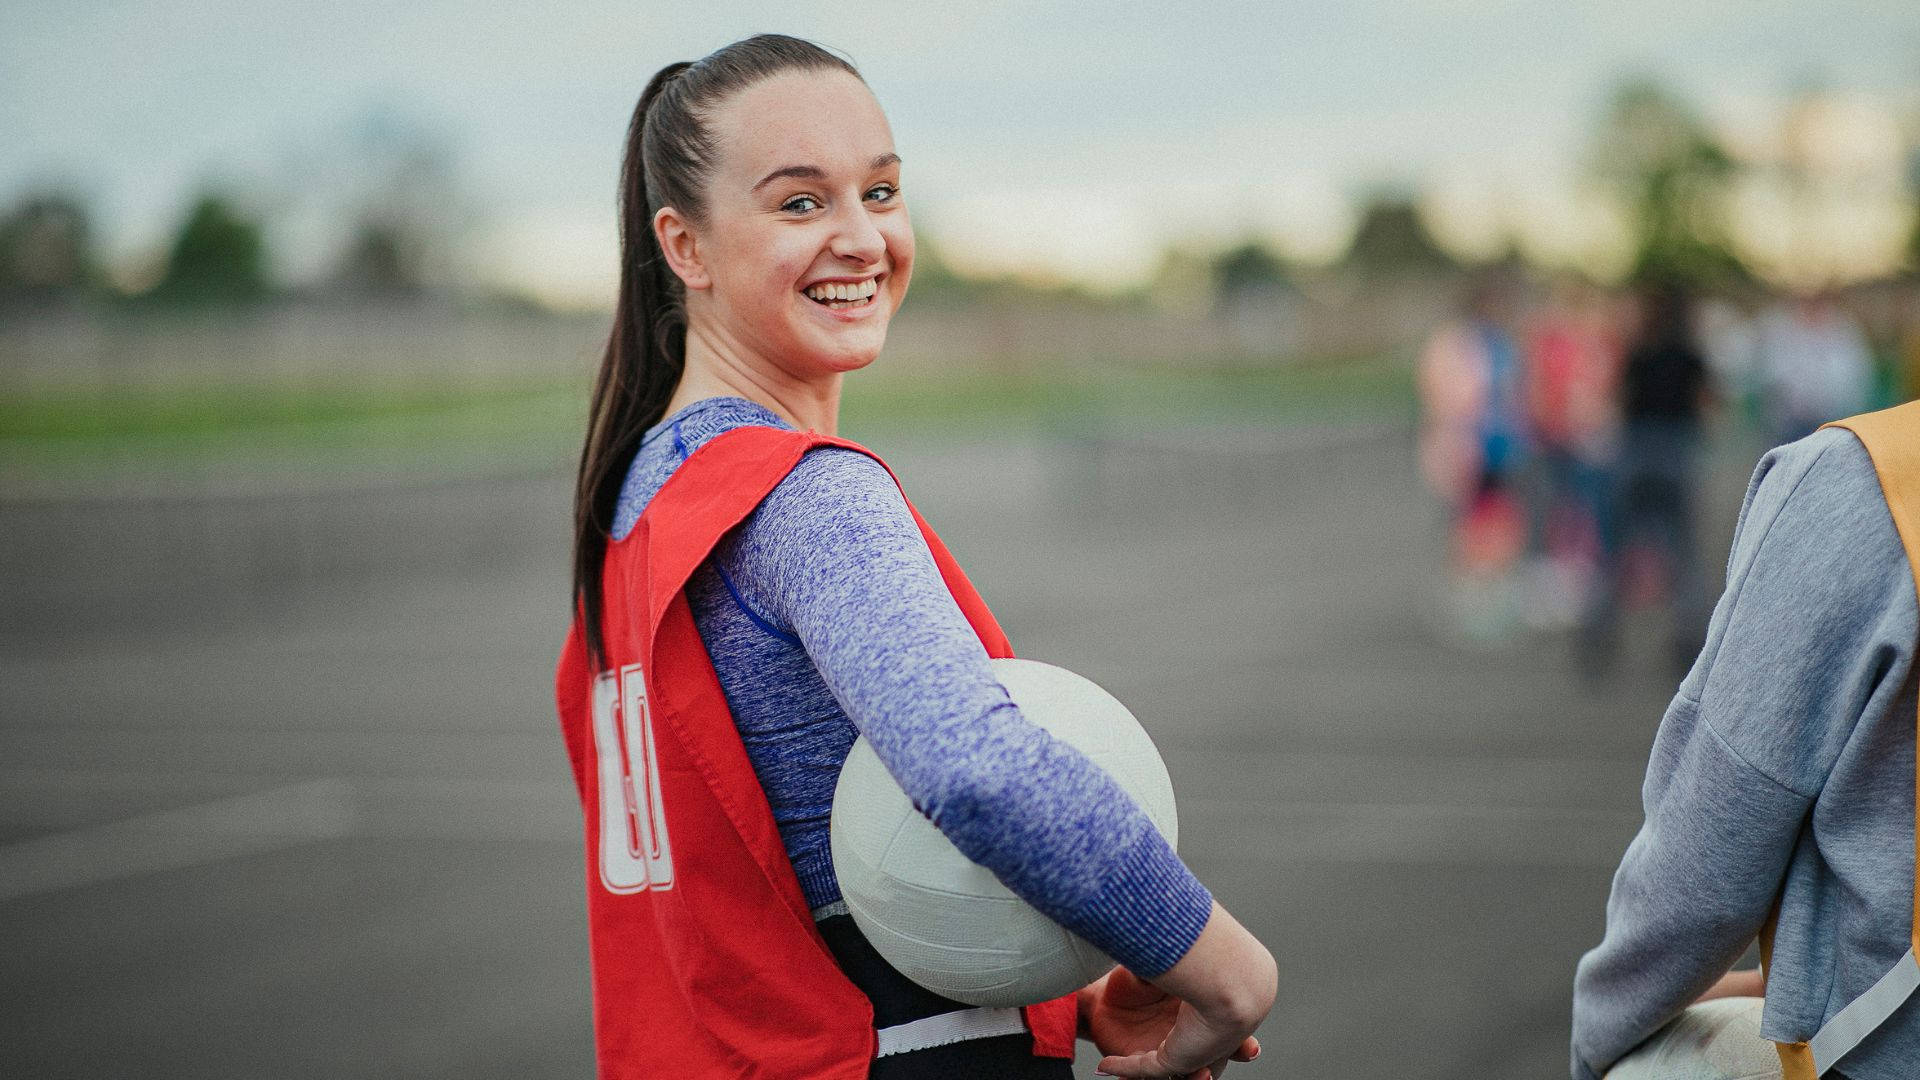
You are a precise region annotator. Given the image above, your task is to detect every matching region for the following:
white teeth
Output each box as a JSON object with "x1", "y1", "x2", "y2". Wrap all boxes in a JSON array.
[{"x1": 804, "y1": 279, "x2": 878, "y2": 302}]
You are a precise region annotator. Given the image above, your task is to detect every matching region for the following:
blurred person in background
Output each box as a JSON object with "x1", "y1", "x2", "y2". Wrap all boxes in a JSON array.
[
  {"x1": 1578, "y1": 280, "x2": 1714, "y2": 680},
  {"x1": 1417, "y1": 274, "x2": 1530, "y2": 641},
  {"x1": 557, "y1": 33, "x2": 1272, "y2": 1080},
  {"x1": 1898, "y1": 279, "x2": 1920, "y2": 404},
  {"x1": 1755, "y1": 290, "x2": 1875, "y2": 445},
  {"x1": 1521, "y1": 274, "x2": 1623, "y2": 628},
  {"x1": 1695, "y1": 291, "x2": 1763, "y2": 430},
  {"x1": 1571, "y1": 400, "x2": 1920, "y2": 1080}
]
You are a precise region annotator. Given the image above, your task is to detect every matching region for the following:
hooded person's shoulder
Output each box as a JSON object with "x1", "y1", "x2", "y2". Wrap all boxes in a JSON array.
[{"x1": 1739, "y1": 425, "x2": 1896, "y2": 567}]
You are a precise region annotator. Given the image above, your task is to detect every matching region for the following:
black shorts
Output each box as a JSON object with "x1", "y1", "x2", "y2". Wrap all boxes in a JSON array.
[{"x1": 815, "y1": 913, "x2": 1077, "y2": 1080}]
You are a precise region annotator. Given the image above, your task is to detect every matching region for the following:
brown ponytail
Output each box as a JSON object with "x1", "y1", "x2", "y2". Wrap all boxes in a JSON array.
[{"x1": 572, "y1": 35, "x2": 863, "y2": 665}]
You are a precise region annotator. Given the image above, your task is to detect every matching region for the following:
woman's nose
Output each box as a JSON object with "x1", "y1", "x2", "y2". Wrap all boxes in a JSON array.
[{"x1": 829, "y1": 203, "x2": 886, "y2": 265}]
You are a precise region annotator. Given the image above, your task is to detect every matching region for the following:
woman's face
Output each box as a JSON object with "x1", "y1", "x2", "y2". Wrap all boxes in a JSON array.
[{"x1": 674, "y1": 68, "x2": 913, "y2": 379}]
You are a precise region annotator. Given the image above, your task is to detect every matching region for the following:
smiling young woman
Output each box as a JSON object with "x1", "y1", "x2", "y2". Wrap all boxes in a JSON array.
[{"x1": 557, "y1": 34, "x2": 1274, "y2": 1080}]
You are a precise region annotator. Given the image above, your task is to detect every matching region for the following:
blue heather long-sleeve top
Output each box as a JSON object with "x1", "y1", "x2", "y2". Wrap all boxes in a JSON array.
[
  {"x1": 611, "y1": 396, "x2": 1214, "y2": 978},
  {"x1": 1571, "y1": 427, "x2": 1920, "y2": 1080}
]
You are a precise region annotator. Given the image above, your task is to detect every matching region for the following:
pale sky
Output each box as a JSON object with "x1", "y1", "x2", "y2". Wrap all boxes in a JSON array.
[{"x1": 3, "y1": 2, "x2": 1917, "y2": 305}]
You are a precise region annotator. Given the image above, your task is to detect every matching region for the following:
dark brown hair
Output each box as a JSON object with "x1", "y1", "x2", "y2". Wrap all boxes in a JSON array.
[{"x1": 572, "y1": 34, "x2": 863, "y2": 665}]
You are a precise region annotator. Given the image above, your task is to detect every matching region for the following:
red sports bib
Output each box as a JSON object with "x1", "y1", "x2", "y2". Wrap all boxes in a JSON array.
[{"x1": 554, "y1": 425, "x2": 1078, "y2": 1078}]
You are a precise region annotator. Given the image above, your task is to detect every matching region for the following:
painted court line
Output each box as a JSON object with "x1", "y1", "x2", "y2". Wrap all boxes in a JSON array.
[
  {"x1": 0, "y1": 762, "x2": 1637, "y2": 903},
  {"x1": 1181, "y1": 798, "x2": 1643, "y2": 868},
  {"x1": 0, "y1": 774, "x2": 584, "y2": 901},
  {"x1": 0, "y1": 779, "x2": 356, "y2": 902}
]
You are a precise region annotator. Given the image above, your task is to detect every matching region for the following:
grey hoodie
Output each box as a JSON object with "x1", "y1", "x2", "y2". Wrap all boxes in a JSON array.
[{"x1": 1572, "y1": 426, "x2": 1920, "y2": 1080}]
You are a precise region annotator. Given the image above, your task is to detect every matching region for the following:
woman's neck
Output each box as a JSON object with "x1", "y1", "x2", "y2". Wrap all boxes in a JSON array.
[{"x1": 668, "y1": 322, "x2": 841, "y2": 435}]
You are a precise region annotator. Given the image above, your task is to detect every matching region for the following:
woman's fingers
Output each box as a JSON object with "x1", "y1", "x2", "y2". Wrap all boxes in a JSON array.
[
  {"x1": 1094, "y1": 1049, "x2": 1163, "y2": 1077},
  {"x1": 1096, "y1": 1051, "x2": 1227, "y2": 1079},
  {"x1": 1097, "y1": 1049, "x2": 1197, "y2": 1078}
]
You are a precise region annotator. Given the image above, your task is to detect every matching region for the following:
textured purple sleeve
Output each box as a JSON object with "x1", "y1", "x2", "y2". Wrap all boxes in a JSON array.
[{"x1": 725, "y1": 446, "x2": 1214, "y2": 977}]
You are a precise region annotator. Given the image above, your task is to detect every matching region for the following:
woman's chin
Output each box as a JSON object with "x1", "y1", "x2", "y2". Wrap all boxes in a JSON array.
[
  {"x1": 820, "y1": 344, "x2": 884, "y2": 375},
  {"x1": 799, "y1": 324, "x2": 889, "y2": 374}
]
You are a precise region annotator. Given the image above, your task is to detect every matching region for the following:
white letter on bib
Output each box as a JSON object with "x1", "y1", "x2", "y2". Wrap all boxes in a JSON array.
[{"x1": 590, "y1": 664, "x2": 674, "y2": 892}]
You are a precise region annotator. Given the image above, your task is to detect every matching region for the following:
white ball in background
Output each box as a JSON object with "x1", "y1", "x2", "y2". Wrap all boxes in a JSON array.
[{"x1": 829, "y1": 657, "x2": 1179, "y2": 1007}]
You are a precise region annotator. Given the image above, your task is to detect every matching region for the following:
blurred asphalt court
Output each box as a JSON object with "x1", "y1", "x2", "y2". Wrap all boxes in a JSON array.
[{"x1": 0, "y1": 403, "x2": 1759, "y2": 1080}]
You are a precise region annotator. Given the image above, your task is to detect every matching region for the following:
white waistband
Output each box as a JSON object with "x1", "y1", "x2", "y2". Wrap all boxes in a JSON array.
[{"x1": 875, "y1": 1006, "x2": 1028, "y2": 1057}]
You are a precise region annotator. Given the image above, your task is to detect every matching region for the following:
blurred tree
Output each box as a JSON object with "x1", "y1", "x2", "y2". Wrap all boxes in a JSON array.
[
  {"x1": 1341, "y1": 195, "x2": 1457, "y2": 279},
  {"x1": 1589, "y1": 77, "x2": 1747, "y2": 287},
  {"x1": 1909, "y1": 133, "x2": 1920, "y2": 273},
  {"x1": 0, "y1": 192, "x2": 97, "y2": 300},
  {"x1": 152, "y1": 194, "x2": 270, "y2": 304},
  {"x1": 334, "y1": 218, "x2": 425, "y2": 295},
  {"x1": 1906, "y1": 177, "x2": 1920, "y2": 274},
  {"x1": 313, "y1": 105, "x2": 467, "y2": 296},
  {"x1": 1211, "y1": 240, "x2": 1290, "y2": 299},
  {"x1": 1211, "y1": 239, "x2": 1302, "y2": 356}
]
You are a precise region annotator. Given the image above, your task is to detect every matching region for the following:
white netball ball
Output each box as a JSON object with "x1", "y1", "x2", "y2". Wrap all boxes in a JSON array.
[{"x1": 829, "y1": 657, "x2": 1178, "y2": 1007}]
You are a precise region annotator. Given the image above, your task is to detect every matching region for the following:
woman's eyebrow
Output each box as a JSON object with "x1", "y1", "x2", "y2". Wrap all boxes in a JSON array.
[{"x1": 752, "y1": 153, "x2": 902, "y2": 193}]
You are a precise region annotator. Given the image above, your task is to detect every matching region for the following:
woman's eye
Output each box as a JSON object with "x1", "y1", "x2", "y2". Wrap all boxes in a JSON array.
[
  {"x1": 782, "y1": 195, "x2": 821, "y2": 214},
  {"x1": 865, "y1": 184, "x2": 899, "y2": 203}
]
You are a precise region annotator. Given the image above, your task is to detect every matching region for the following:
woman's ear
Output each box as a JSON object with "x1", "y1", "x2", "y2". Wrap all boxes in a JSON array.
[{"x1": 654, "y1": 206, "x2": 711, "y2": 291}]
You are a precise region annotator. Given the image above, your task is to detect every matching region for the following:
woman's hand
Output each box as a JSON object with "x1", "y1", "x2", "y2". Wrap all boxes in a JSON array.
[
  {"x1": 1080, "y1": 966, "x2": 1259, "y2": 1080},
  {"x1": 1087, "y1": 900, "x2": 1275, "y2": 1079}
]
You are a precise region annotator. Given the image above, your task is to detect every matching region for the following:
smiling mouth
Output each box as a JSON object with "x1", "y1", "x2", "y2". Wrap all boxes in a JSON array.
[{"x1": 803, "y1": 277, "x2": 879, "y2": 310}]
